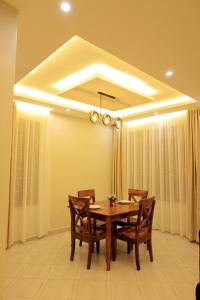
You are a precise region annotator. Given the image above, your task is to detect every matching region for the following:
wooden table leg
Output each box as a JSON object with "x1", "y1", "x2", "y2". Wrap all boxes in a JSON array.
[{"x1": 106, "y1": 217, "x2": 111, "y2": 271}]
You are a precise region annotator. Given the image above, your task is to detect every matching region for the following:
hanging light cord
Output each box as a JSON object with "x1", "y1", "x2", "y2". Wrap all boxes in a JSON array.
[{"x1": 100, "y1": 92, "x2": 102, "y2": 116}]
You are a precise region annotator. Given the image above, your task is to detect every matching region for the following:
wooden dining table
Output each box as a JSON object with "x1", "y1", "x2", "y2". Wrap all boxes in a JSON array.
[{"x1": 89, "y1": 200, "x2": 139, "y2": 271}]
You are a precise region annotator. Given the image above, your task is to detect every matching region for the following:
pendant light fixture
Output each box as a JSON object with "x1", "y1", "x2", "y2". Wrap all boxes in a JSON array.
[{"x1": 89, "y1": 92, "x2": 122, "y2": 129}]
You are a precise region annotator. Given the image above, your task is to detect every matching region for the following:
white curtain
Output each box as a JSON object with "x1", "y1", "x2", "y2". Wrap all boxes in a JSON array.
[
  {"x1": 112, "y1": 126, "x2": 123, "y2": 199},
  {"x1": 122, "y1": 113, "x2": 188, "y2": 237},
  {"x1": 187, "y1": 109, "x2": 200, "y2": 241},
  {"x1": 8, "y1": 104, "x2": 50, "y2": 246}
]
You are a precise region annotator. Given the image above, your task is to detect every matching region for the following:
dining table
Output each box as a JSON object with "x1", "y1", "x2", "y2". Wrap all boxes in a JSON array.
[{"x1": 89, "y1": 200, "x2": 139, "y2": 271}]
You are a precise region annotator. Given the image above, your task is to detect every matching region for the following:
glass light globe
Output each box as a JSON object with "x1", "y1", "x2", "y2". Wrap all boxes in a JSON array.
[
  {"x1": 114, "y1": 118, "x2": 122, "y2": 129},
  {"x1": 102, "y1": 114, "x2": 112, "y2": 126},
  {"x1": 89, "y1": 110, "x2": 99, "y2": 123}
]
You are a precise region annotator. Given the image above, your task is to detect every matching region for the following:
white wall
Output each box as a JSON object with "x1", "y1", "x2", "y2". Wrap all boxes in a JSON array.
[
  {"x1": 48, "y1": 113, "x2": 113, "y2": 230},
  {"x1": 0, "y1": 2, "x2": 17, "y2": 299}
]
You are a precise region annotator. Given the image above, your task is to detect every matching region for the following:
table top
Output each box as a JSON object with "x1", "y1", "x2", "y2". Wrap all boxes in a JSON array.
[{"x1": 89, "y1": 200, "x2": 139, "y2": 217}]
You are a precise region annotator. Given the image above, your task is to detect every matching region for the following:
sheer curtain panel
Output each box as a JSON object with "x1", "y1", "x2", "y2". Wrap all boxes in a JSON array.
[
  {"x1": 112, "y1": 126, "x2": 123, "y2": 199},
  {"x1": 122, "y1": 113, "x2": 188, "y2": 237},
  {"x1": 187, "y1": 109, "x2": 200, "y2": 241},
  {"x1": 8, "y1": 104, "x2": 50, "y2": 246}
]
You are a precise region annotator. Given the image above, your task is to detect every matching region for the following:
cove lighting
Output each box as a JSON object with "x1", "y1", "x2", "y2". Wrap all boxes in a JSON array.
[
  {"x1": 125, "y1": 110, "x2": 187, "y2": 127},
  {"x1": 54, "y1": 65, "x2": 95, "y2": 92},
  {"x1": 52, "y1": 64, "x2": 157, "y2": 98},
  {"x1": 60, "y1": 2, "x2": 71, "y2": 12},
  {"x1": 14, "y1": 85, "x2": 112, "y2": 115},
  {"x1": 14, "y1": 85, "x2": 196, "y2": 119},
  {"x1": 112, "y1": 96, "x2": 194, "y2": 118},
  {"x1": 15, "y1": 101, "x2": 52, "y2": 115}
]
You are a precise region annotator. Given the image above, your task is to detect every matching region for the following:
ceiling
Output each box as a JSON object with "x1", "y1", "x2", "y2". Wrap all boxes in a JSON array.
[
  {"x1": 61, "y1": 78, "x2": 149, "y2": 110},
  {"x1": 5, "y1": 0, "x2": 200, "y2": 119}
]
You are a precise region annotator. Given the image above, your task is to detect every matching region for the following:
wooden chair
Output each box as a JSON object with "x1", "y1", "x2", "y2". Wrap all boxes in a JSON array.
[
  {"x1": 78, "y1": 189, "x2": 105, "y2": 246},
  {"x1": 128, "y1": 188, "x2": 148, "y2": 203},
  {"x1": 127, "y1": 189, "x2": 148, "y2": 223},
  {"x1": 112, "y1": 196, "x2": 155, "y2": 270},
  {"x1": 78, "y1": 189, "x2": 95, "y2": 203},
  {"x1": 78, "y1": 189, "x2": 95, "y2": 246},
  {"x1": 68, "y1": 195, "x2": 106, "y2": 269},
  {"x1": 114, "y1": 189, "x2": 149, "y2": 228}
]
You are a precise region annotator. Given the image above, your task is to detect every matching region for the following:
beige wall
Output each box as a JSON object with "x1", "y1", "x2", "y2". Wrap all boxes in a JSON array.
[
  {"x1": 48, "y1": 113, "x2": 113, "y2": 230},
  {"x1": 0, "y1": 2, "x2": 17, "y2": 299}
]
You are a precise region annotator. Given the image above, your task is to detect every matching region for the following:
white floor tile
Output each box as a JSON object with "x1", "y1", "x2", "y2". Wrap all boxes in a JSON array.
[
  {"x1": 4, "y1": 230, "x2": 198, "y2": 300},
  {"x1": 75, "y1": 280, "x2": 109, "y2": 300},
  {"x1": 110, "y1": 280, "x2": 145, "y2": 300},
  {"x1": 20, "y1": 264, "x2": 53, "y2": 279},
  {"x1": 5, "y1": 264, "x2": 25, "y2": 279},
  {"x1": 142, "y1": 282, "x2": 180, "y2": 300},
  {"x1": 27, "y1": 251, "x2": 58, "y2": 265},
  {"x1": 50, "y1": 264, "x2": 81, "y2": 280},
  {"x1": 5, "y1": 278, "x2": 44, "y2": 298},
  {"x1": 38, "y1": 279, "x2": 78, "y2": 299}
]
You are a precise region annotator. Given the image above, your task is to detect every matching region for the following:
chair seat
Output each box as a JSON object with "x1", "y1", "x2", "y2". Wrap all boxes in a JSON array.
[
  {"x1": 81, "y1": 217, "x2": 105, "y2": 228},
  {"x1": 116, "y1": 226, "x2": 149, "y2": 241},
  {"x1": 75, "y1": 225, "x2": 105, "y2": 241}
]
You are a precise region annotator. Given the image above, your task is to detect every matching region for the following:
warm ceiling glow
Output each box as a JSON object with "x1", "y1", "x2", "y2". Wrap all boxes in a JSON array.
[
  {"x1": 125, "y1": 110, "x2": 187, "y2": 127},
  {"x1": 65, "y1": 108, "x2": 70, "y2": 112},
  {"x1": 15, "y1": 100, "x2": 52, "y2": 115},
  {"x1": 112, "y1": 95, "x2": 195, "y2": 118},
  {"x1": 60, "y1": 2, "x2": 71, "y2": 12},
  {"x1": 52, "y1": 64, "x2": 157, "y2": 98},
  {"x1": 14, "y1": 85, "x2": 196, "y2": 119},
  {"x1": 165, "y1": 70, "x2": 174, "y2": 77},
  {"x1": 14, "y1": 85, "x2": 111, "y2": 114},
  {"x1": 53, "y1": 65, "x2": 95, "y2": 92}
]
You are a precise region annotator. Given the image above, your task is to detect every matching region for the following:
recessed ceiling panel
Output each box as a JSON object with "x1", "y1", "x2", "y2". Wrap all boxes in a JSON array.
[{"x1": 61, "y1": 78, "x2": 149, "y2": 111}]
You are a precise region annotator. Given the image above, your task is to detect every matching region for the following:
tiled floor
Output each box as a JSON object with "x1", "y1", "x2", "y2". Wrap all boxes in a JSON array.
[{"x1": 4, "y1": 230, "x2": 198, "y2": 300}]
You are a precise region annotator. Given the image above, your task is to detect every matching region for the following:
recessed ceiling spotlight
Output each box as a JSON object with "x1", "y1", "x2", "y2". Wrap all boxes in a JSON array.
[
  {"x1": 154, "y1": 112, "x2": 158, "y2": 115},
  {"x1": 165, "y1": 70, "x2": 173, "y2": 77},
  {"x1": 60, "y1": 2, "x2": 71, "y2": 12},
  {"x1": 65, "y1": 108, "x2": 70, "y2": 112}
]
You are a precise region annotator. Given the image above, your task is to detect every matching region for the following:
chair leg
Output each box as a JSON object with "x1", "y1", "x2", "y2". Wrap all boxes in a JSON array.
[
  {"x1": 127, "y1": 242, "x2": 131, "y2": 254},
  {"x1": 87, "y1": 243, "x2": 93, "y2": 269},
  {"x1": 148, "y1": 240, "x2": 153, "y2": 262},
  {"x1": 79, "y1": 240, "x2": 83, "y2": 247},
  {"x1": 112, "y1": 223, "x2": 117, "y2": 233},
  {"x1": 135, "y1": 242, "x2": 140, "y2": 270},
  {"x1": 96, "y1": 241, "x2": 100, "y2": 253},
  {"x1": 112, "y1": 237, "x2": 117, "y2": 261},
  {"x1": 70, "y1": 237, "x2": 76, "y2": 261}
]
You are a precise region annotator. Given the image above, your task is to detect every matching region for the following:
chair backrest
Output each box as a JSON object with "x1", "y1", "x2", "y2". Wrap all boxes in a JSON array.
[
  {"x1": 128, "y1": 188, "x2": 148, "y2": 202},
  {"x1": 68, "y1": 195, "x2": 92, "y2": 235},
  {"x1": 78, "y1": 189, "x2": 95, "y2": 203},
  {"x1": 136, "y1": 197, "x2": 155, "y2": 234}
]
